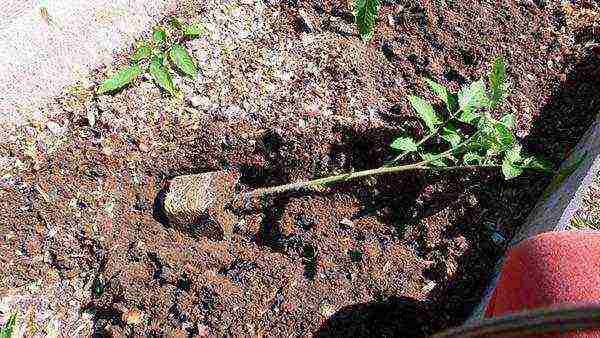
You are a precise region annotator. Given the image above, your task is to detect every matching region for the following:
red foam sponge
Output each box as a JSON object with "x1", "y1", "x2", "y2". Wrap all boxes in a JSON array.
[{"x1": 485, "y1": 230, "x2": 600, "y2": 337}]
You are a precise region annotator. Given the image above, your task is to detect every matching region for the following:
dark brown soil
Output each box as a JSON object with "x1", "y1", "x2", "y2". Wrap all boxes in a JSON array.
[{"x1": 1, "y1": 1, "x2": 599, "y2": 337}]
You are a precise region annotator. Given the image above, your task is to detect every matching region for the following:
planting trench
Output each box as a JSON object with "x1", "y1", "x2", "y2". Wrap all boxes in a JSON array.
[{"x1": 1, "y1": 0, "x2": 599, "y2": 336}]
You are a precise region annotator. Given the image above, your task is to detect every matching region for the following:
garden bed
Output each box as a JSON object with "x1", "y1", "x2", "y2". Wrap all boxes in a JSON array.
[{"x1": 1, "y1": 0, "x2": 599, "y2": 336}]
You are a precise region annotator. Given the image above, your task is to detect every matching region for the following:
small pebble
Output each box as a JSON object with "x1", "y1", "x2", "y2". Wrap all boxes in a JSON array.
[
  {"x1": 190, "y1": 95, "x2": 211, "y2": 110},
  {"x1": 221, "y1": 105, "x2": 244, "y2": 120},
  {"x1": 197, "y1": 324, "x2": 211, "y2": 337},
  {"x1": 422, "y1": 280, "x2": 437, "y2": 294},
  {"x1": 46, "y1": 121, "x2": 64, "y2": 136},
  {"x1": 96, "y1": 96, "x2": 113, "y2": 113},
  {"x1": 87, "y1": 109, "x2": 96, "y2": 127},
  {"x1": 339, "y1": 218, "x2": 353, "y2": 228},
  {"x1": 296, "y1": 213, "x2": 317, "y2": 230},
  {"x1": 387, "y1": 14, "x2": 395, "y2": 27},
  {"x1": 319, "y1": 303, "x2": 337, "y2": 318},
  {"x1": 122, "y1": 308, "x2": 144, "y2": 326},
  {"x1": 297, "y1": 10, "x2": 314, "y2": 33},
  {"x1": 137, "y1": 137, "x2": 150, "y2": 152}
]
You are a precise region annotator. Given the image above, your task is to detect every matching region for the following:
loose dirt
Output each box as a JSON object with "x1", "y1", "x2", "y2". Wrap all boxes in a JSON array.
[{"x1": 1, "y1": 1, "x2": 599, "y2": 336}]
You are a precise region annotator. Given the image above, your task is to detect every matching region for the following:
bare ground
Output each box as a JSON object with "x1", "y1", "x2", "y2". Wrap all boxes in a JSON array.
[{"x1": 1, "y1": 0, "x2": 599, "y2": 336}]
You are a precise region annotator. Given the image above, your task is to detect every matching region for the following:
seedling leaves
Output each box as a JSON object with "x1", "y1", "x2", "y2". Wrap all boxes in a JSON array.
[
  {"x1": 458, "y1": 79, "x2": 488, "y2": 122},
  {"x1": 441, "y1": 122, "x2": 462, "y2": 147},
  {"x1": 131, "y1": 45, "x2": 152, "y2": 62},
  {"x1": 149, "y1": 57, "x2": 177, "y2": 96},
  {"x1": 97, "y1": 64, "x2": 142, "y2": 94},
  {"x1": 0, "y1": 312, "x2": 17, "y2": 338},
  {"x1": 426, "y1": 79, "x2": 458, "y2": 112},
  {"x1": 169, "y1": 17, "x2": 183, "y2": 30},
  {"x1": 390, "y1": 136, "x2": 418, "y2": 152},
  {"x1": 501, "y1": 143, "x2": 522, "y2": 180},
  {"x1": 463, "y1": 152, "x2": 488, "y2": 165},
  {"x1": 153, "y1": 27, "x2": 167, "y2": 45},
  {"x1": 522, "y1": 155, "x2": 555, "y2": 173},
  {"x1": 355, "y1": 0, "x2": 380, "y2": 41},
  {"x1": 501, "y1": 113, "x2": 516, "y2": 129},
  {"x1": 489, "y1": 57, "x2": 507, "y2": 108},
  {"x1": 458, "y1": 109, "x2": 479, "y2": 124},
  {"x1": 422, "y1": 153, "x2": 448, "y2": 167},
  {"x1": 170, "y1": 44, "x2": 197, "y2": 77},
  {"x1": 408, "y1": 95, "x2": 442, "y2": 132},
  {"x1": 184, "y1": 23, "x2": 205, "y2": 37},
  {"x1": 505, "y1": 144, "x2": 522, "y2": 163},
  {"x1": 502, "y1": 157, "x2": 523, "y2": 179},
  {"x1": 494, "y1": 122, "x2": 517, "y2": 150}
]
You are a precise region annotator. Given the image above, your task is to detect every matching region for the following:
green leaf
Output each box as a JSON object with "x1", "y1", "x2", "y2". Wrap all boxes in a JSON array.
[
  {"x1": 441, "y1": 122, "x2": 462, "y2": 147},
  {"x1": 477, "y1": 116, "x2": 517, "y2": 153},
  {"x1": 521, "y1": 155, "x2": 554, "y2": 174},
  {"x1": 169, "y1": 17, "x2": 183, "y2": 30},
  {"x1": 97, "y1": 64, "x2": 142, "y2": 94},
  {"x1": 494, "y1": 122, "x2": 517, "y2": 150},
  {"x1": 463, "y1": 152, "x2": 488, "y2": 165},
  {"x1": 426, "y1": 79, "x2": 458, "y2": 112},
  {"x1": 457, "y1": 109, "x2": 479, "y2": 124},
  {"x1": 131, "y1": 45, "x2": 152, "y2": 62},
  {"x1": 153, "y1": 27, "x2": 167, "y2": 45},
  {"x1": 408, "y1": 95, "x2": 442, "y2": 132},
  {"x1": 502, "y1": 157, "x2": 523, "y2": 179},
  {"x1": 355, "y1": 0, "x2": 381, "y2": 41},
  {"x1": 422, "y1": 153, "x2": 448, "y2": 167},
  {"x1": 169, "y1": 44, "x2": 198, "y2": 77},
  {"x1": 184, "y1": 23, "x2": 205, "y2": 37},
  {"x1": 489, "y1": 57, "x2": 507, "y2": 108},
  {"x1": 505, "y1": 144, "x2": 522, "y2": 163},
  {"x1": 500, "y1": 113, "x2": 516, "y2": 129},
  {"x1": 0, "y1": 312, "x2": 17, "y2": 338},
  {"x1": 476, "y1": 114, "x2": 493, "y2": 131},
  {"x1": 474, "y1": 120, "x2": 496, "y2": 152},
  {"x1": 501, "y1": 142, "x2": 524, "y2": 180},
  {"x1": 390, "y1": 136, "x2": 418, "y2": 152},
  {"x1": 148, "y1": 57, "x2": 177, "y2": 96},
  {"x1": 458, "y1": 79, "x2": 488, "y2": 122}
]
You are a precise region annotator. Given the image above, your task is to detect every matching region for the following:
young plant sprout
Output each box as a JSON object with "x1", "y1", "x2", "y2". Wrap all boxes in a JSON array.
[
  {"x1": 355, "y1": 0, "x2": 381, "y2": 41},
  {"x1": 163, "y1": 58, "x2": 553, "y2": 232},
  {"x1": 0, "y1": 312, "x2": 18, "y2": 338},
  {"x1": 97, "y1": 17, "x2": 203, "y2": 96}
]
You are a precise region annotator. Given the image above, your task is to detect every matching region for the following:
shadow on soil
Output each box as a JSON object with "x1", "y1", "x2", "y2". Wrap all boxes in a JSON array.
[
  {"x1": 307, "y1": 54, "x2": 596, "y2": 336},
  {"x1": 314, "y1": 296, "x2": 434, "y2": 337}
]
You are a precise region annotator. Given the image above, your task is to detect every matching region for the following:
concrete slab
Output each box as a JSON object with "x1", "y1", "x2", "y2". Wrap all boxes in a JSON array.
[{"x1": 0, "y1": 0, "x2": 176, "y2": 130}]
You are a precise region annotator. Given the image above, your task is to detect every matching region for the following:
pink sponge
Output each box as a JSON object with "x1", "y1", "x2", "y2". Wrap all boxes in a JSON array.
[{"x1": 485, "y1": 231, "x2": 600, "y2": 336}]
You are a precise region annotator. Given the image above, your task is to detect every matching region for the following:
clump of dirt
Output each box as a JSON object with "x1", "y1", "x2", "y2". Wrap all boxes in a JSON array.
[
  {"x1": 162, "y1": 171, "x2": 241, "y2": 240},
  {"x1": 1, "y1": 1, "x2": 599, "y2": 336}
]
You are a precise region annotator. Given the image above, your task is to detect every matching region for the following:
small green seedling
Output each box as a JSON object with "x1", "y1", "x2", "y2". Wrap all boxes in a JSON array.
[
  {"x1": 163, "y1": 57, "x2": 554, "y2": 232},
  {"x1": 97, "y1": 17, "x2": 204, "y2": 96},
  {"x1": 355, "y1": 0, "x2": 381, "y2": 41},
  {"x1": 0, "y1": 312, "x2": 18, "y2": 338}
]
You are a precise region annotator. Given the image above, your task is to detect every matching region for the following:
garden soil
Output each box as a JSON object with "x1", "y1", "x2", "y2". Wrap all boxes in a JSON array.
[{"x1": 1, "y1": 0, "x2": 599, "y2": 336}]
